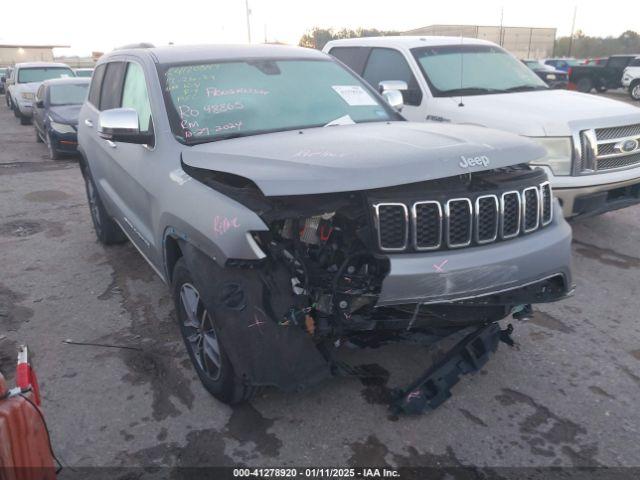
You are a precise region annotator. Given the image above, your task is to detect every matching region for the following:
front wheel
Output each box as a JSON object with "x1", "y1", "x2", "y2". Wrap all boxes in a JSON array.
[
  {"x1": 19, "y1": 114, "x2": 31, "y2": 125},
  {"x1": 82, "y1": 168, "x2": 127, "y2": 245},
  {"x1": 172, "y1": 258, "x2": 257, "y2": 405},
  {"x1": 630, "y1": 81, "x2": 640, "y2": 101},
  {"x1": 46, "y1": 133, "x2": 60, "y2": 160}
]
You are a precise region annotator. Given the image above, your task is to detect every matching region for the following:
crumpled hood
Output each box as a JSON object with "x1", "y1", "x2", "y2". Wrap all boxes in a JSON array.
[
  {"x1": 182, "y1": 121, "x2": 545, "y2": 196},
  {"x1": 49, "y1": 105, "x2": 81, "y2": 125},
  {"x1": 448, "y1": 89, "x2": 640, "y2": 136}
]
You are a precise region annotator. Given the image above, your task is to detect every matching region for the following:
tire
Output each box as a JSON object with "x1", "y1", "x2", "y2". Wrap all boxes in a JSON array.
[
  {"x1": 596, "y1": 85, "x2": 607, "y2": 93},
  {"x1": 4, "y1": 94, "x2": 10, "y2": 108},
  {"x1": 13, "y1": 103, "x2": 20, "y2": 118},
  {"x1": 35, "y1": 127, "x2": 43, "y2": 143},
  {"x1": 576, "y1": 77, "x2": 593, "y2": 93},
  {"x1": 19, "y1": 114, "x2": 30, "y2": 125},
  {"x1": 631, "y1": 81, "x2": 640, "y2": 101},
  {"x1": 82, "y1": 168, "x2": 128, "y2": 245},
  {"x1": 46, "y1": 133, "x2": 61, "y2": 160},
  {"x1": 172, "y1": 257, "x2": 257, "y2": 405}
]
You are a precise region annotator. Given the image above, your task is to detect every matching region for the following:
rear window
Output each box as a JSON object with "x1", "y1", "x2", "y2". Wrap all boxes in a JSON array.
[{"x1": 18, "y1": 67, "x2": 74, "y2": 83}]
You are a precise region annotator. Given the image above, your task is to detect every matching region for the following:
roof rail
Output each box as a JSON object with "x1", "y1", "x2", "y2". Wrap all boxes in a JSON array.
[{"x1": 114, "y1": 42, "x2": 155, "y2": 50}]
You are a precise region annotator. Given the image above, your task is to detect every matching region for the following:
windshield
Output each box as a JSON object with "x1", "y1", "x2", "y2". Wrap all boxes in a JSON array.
[
  {"x1": 49, "y1": 83, "x2": 89, "y2": 106},
  {"x1": 75, "y1": 69, "x2": 93, "y2": 78},
  {"x1": 18, "y1": 67, "x2": 74, "y2": 83},
  {"x1": 159, "y1": 59, "x2": 394, "y2": 144},
  {"x1": 411, "y1": 45, "x2": 547, "y2": 97}
]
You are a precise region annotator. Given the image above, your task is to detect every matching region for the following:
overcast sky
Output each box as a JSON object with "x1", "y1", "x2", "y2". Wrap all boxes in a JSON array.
[{"x1": 0, "y1": 0, "x2": 636, "y2": 56}]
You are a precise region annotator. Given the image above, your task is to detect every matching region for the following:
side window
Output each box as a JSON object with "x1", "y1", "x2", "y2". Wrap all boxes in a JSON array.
[
  {"x1": 329, "y1": 47, "x2": 371, "y2": 75},
  {"x1": 99, "y1": 62, "x2": 126, "y2": 111},
  {"x1": 121, "y1": 62, "x2": 153, "y2": 134},
  {"x1": 88, "y1": 64, "x2": 106, "y2": 107},
  {"x1": 608, "y1": 57, "x2": 630, "y2": 69},
  {"x1": 363, "y1": 48, "x2": 423, "y2": 106}
]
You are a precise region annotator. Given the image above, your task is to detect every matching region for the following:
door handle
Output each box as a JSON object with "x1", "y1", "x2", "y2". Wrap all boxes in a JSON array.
[
  {"x1": 106, "y1": 140, "x2": 117, "y2": 148},
  {"x1": 84, "y1": 118, "x2": 93, "y2": 127}
]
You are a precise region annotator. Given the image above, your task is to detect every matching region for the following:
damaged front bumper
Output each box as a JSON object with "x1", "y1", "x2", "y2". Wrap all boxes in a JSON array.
[{"x1": 377, "y1": 202, "x2": 573, "y2": 306}]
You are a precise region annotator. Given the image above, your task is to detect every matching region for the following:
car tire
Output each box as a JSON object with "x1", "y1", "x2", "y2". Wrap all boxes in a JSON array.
[
  {"x1": 5, "y1": 94, "x2": 10, "y2": 108},
  {"x1": 631, "y1": 81, "x2": 640, "y2": 101},
  {"x1": 576, "y1": 77, "x2": 593, "y2": 93},
  {"x1": 46, "y1": 133, "x2": 61, "y2": 160},
  {"x1": 35, "y1": 128, "x2": 43, "y2": 143},
  {"x1": 596, "y1": 85, "x2": 607, "y2": 93},
  {"x1": 82, "y1": 168, "x2": 128, "y2": 245},
  {"x1": 171, "y1": 257, "x2": 258, "y2": 405},
  {"x1": 19, "y1": 114, "x2": 30, "y2": 125},
  {"x1": 13, "y1": 103, "x2": 20, "y2": 118}
]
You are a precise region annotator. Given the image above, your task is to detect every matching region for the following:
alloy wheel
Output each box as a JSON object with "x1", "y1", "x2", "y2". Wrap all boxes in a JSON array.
[{"x1": 179, "y1": 283, "x2": 222, "y2": 381}]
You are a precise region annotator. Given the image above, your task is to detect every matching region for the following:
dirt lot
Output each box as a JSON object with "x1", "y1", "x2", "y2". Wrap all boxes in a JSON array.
[{"x1": 1, "y1": 92, "x2": 639, "y2": 475}]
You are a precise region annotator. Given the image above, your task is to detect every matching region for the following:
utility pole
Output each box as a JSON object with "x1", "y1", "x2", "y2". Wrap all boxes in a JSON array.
[
  {"x1": 568, "y1": 6, "x2": 577, "y2": 56},
  {"x1": 499, "y1": 7, "x2": 504, "y2": 46},
  {"x1": 245, "y1": 0, "x2": 252, "y2": 43}
]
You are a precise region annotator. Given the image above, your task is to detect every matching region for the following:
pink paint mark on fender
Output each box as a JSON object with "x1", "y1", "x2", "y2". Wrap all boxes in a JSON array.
[
  {"x1": 406, "y1": 390, "x2": 422, "y2": 401},
  {"x1": 248, "y1": 307, "x2": 267, "y2": 330},
  {"x1": 433, "y1": 259, "x2": 448, "y2": 273},
  {"x1": 213, "y1": 215, "x2": 240, "y2": 236}
]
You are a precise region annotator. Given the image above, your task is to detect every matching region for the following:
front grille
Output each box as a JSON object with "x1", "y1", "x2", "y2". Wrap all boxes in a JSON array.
[
  {"x1": 373, "y1": 181, "x2": 552, "y2": 252},
  {"x1": 597, "y1": 152, "x2": 640, "y2": 170},
  {"x1": 375, "y1": 204, "x2": 408, "y2": 251},
  {"x1": 580, "y1": 123, "x2": 640, "y2": 173},
  {"x1": 595, "y1": 124, "x2": 640, "y2": 141}
]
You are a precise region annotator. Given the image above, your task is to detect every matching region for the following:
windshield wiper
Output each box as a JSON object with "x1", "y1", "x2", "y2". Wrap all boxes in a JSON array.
[
  {"x1": 501, "y1": 85, "x2": 548, "y2": 92},
  {"x1": 440, "y1": 87, "x2": 503, "y2": 96}
]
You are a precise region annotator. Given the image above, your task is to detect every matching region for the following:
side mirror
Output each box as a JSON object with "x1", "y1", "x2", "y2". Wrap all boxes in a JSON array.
[
  {"x1": 36, "y1": 100, "x2": 44, "y2": 108},
  {"x1": 98, "y1": 108, "x2": 153, "y2": 145},
  {"x1": 378, "y1": 80, "x2": 407, "y2": 112}
]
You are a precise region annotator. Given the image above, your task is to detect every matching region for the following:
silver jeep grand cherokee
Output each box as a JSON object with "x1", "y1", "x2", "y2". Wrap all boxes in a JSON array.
[{"x1": 78, "y1": 44, "x2": 573, "y2": 413}]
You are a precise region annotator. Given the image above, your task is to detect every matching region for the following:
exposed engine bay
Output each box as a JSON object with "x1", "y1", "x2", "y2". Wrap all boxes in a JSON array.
[{"x1": 181, "y1": 161, "x2": 572, "y2": 413}]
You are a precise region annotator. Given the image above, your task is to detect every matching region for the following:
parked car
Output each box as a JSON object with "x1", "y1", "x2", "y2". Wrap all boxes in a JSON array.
[
  {"x1": 77, "y1": 43, "x2": 572, "y2": 408},
  {"x1": 521, "y1": 60, "x2": 568, "y2": 88},
  {"x1": 6, "y1": 62, "x2": 75, "y2": 124},
  {"x1": 0, "y1": 67, "x2": 7, "y2": 94},
  {"x1": 324, "y1": 36, "x2": 640, "y2": 218},
  {"x1": 621, "y1": 56, "x2": 640, "y2": 101},
  {"x1": 543, "y1": 58, "x2": 582, "y2": 72},
  {"x1": 568, "y1": 54, "x2": 640, "y2": 93},
  {"x1": 74, "y1": 68, "x2": 94, "y2": 78},
  {"x1": 33, "y1": 77, "x2": 90, "y2": 159},
  {"x1": 3, "y1": 67, "x2": 14, "y2": 107}
]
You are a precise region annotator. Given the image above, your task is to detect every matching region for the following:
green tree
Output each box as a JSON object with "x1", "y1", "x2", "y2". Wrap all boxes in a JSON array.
[
  {"x1": 299, "y1": 27, "x2": 400, "y2": 50},
  {"x1": 554, "y1": 30, "x2": 640, "y2": 58}
]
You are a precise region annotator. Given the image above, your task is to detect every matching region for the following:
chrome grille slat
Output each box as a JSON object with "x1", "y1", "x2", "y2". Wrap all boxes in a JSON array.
[
  {"x1": 580, "y1": 124, "x2": 640, "y2": 172},
  {"x1": 475, "y1": 195, "x2": 499, "y2": 244},
  {"x1": 412, "y1": 201, "x2": 442, "y2": 251},
  {"x1": 373, "y1": 182, "x2": 550, "y2": 252},
  {"x1": 540, "y1": 182, "x2": 553, "y2": 226},
  {"x1": 595, "y1": 124, "x2": 640, "y2": 141},
  {"x1": 445, "y1": 198, "x2": 473, "y2": 248},
  {"x1": 522, "y1": 187, "x2": 540, "y2": 233}
]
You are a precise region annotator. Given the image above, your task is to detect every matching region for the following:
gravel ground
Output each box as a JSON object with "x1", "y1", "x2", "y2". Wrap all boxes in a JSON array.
[{"x1": 0, "y1": 93, "x2": 639, "y2": 477}]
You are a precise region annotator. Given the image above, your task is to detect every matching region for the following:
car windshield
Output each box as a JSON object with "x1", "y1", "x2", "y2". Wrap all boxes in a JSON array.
[
  {"x1": 49, "y1": 83, "x2": 89, "y2": 106},
  {"x1": 159, "y1": 58, "x2": 394, "y2": 144},
  {"x1": 18, "y1": 67, "x2": 74, "y2": 83},
  {"x1": 75, "y1": 69, "x2": 93, "y2": 78},
  {"x1": 412, "y1": 45, "x2": 547, "y2": 97}
]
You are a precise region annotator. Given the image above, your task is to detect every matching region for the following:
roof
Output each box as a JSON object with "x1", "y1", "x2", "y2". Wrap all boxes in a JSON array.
[
  {"x1": 0, "y1": 44, "x2": 69, "y2": 49},
  {"x1": 102, "y1": 43, "x2": 329, "y2": 64},
  {"x1": 324, "y1": 36, "x2": 498, "y2": 50},
  {"x1": 14, "y1": 62, "x2": 74, "y2": 69},
  {"x1": 42, "y1": 77, "x2": 90, "y2": 86}
]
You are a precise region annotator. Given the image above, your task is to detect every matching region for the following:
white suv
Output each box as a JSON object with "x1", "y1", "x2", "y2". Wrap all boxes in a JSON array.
[
  {"x1": 7, "y1": 62, "x2": 75, "y2": 125},
  {"x1": 622, "y1": 56, "x2": 640, "y2": 101},
  {"x1": 324, "y1": 37, "x2": 640, "y2": 218}
]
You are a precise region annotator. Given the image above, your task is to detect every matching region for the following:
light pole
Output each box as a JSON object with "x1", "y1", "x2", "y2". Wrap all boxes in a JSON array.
[{"x1": 245, "y1": 0, "x2": 252, "y2": 43}]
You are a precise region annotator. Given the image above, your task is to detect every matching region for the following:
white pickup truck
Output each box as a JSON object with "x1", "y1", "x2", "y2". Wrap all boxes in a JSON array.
[
  {"x1": 622, "y1": 56, "x2": 640, "y2": 101},
  {"x1": 324, "y1": 37, "x2": 640, "y2": 218}
]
